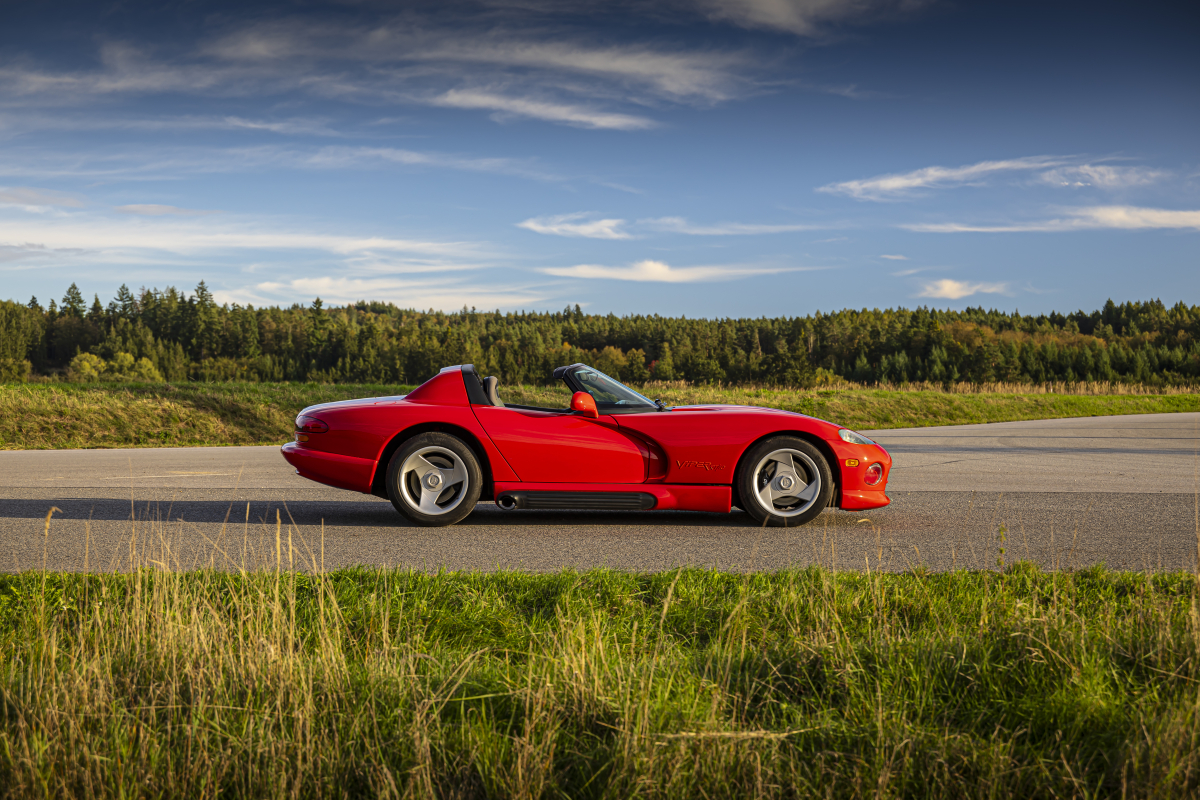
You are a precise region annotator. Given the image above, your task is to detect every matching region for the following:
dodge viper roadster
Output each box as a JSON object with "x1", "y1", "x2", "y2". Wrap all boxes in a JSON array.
[{"x1": 281, "y1": 363, "x2": 891, "y2": 527}]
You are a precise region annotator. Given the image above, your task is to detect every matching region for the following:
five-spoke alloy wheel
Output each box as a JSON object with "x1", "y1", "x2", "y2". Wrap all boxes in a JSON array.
[
  {"x1": 736, "y1": 436, "x2": 833, "y2": 526},
  {"x1": 386, "y1": 432, "x2": 482, "y2": 526}
]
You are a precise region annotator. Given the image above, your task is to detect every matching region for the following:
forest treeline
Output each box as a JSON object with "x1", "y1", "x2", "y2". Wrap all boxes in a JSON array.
[{"x1": 1, "y1": 282, "x2": 1199, "y2": 387}]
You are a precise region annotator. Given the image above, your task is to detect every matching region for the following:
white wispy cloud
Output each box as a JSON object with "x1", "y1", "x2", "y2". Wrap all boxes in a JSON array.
[
  {"x1": 430, "y1": 89, "x2": 656, "y2": 130},
  {"x1": 820, "y1": 157, "x2": 1174, "y2": 201},
  {"x1": 518, "y1": 213, "x2": 631, "y2": 239},
  {"x1": 0, "y1": 144, "x2": 562, "y2": 183},
  {"x1": 879, "y1": 254, "x2": 908, "y2": 260},
  {"x1": 818, "y1": 156, "x2": 1065, "y2": 201},
  {"x1": 427, "y1": 41, "x2": 744, "y2": 103},
  {"x1": 917, "y1": 279, "x2": 1009, "y2": 299},
  {"x1": 0, "y1": 20, "x2": 755, "y2": 135},
  {"x1": 639, "y1": 216, "x2": 825, "y2": 235},
  {"x1": 542, "y1": 259, "x2": 799, "y2": 282},
  {"x1": 905, "y1": 205, "x2": 1200, "y2": 233},
  {"x1": 0, "y1": 214, "x2": 488, "y2": 265},
  {"x1": 235, "y1": 276, "x2": 548, "y2": 310},
  {"x1": 1036, "y1": 165, "x2": 1170, "y2": 189},
  {"x1": 221, "y1": 116, "x2": 343, "y2": 136},
  {"x1": 0, "y1": 242, "x2": 87, "y2": 265},
  {"x1": 0, "y1": 211, "x2": 528, "y2": 310},
  {"x1": 0, "y1": 186, "x2": 84, "y2": 209},
  {"x1": 0, "y1": 43, "x2": 242, "y2": 98},
  {"x1": 205, "y1": 26, "x2": 748, "y2": 103},
  {"x1": 115, "y1": 204, "x2": 219, "y2": 216},
  {"x1": 299, "y1": 146, "x2": 563, "y2": 180},
  {"x1": 691, "y1": 0, "x2": 933, "y2": 36},
  {"x1": 0, "y1": 112, "x2": 346, "y2": 137}
]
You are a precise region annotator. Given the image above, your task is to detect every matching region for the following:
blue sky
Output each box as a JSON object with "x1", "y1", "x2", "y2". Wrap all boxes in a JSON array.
[{"x1": 1, "y1": 0, "x2": 1196, "y2": 317}]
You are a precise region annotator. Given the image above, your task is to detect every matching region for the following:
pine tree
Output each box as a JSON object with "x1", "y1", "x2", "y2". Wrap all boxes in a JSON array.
[
  {"x1": 191, "y1": 281, "x2": 220, "y2": 360},
  {"x1": 115, "y1": 284, "x2": 138, "y2": 318},
  {"x1": 653, "y1": 342, "x2": 676, "y2": 380},
  {"x1": 62, "y1": 283, "x2": 85, "y2": 317}
]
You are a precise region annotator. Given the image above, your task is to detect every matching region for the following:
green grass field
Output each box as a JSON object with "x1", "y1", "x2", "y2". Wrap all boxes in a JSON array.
[
  {"x1": 2, "y1": 380, "x2": 1199, "y2": 450},
  {"x1": 2, "y1": 561, "x2": 1198, "y2": 798}
]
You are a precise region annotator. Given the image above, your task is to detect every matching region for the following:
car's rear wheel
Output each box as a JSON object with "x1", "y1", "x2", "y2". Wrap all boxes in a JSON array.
[
  {"x1": 386, "y1": 433, "x2": 482, "y2": 526},
  {"x1": 737, "y1": 437, "x2": 833, "y2": 526}
]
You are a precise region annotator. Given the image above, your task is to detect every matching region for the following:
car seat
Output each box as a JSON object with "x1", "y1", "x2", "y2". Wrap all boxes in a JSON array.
[{"x1": 483, "y1": 376, "x2": 505, "y2": 407}]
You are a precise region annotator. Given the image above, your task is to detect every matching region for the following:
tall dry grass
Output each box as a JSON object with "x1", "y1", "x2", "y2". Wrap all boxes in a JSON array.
[{"x1": 4, "y1": 380, "x2": 1200, "y2": 450}]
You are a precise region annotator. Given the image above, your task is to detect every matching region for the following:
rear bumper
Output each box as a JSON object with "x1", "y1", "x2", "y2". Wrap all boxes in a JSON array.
[{"x1": 281, "y1": 442, "x2": 375, "y2": 494}]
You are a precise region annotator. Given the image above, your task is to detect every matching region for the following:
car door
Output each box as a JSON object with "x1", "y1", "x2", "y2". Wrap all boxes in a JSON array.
[{"x1": 472, "y1": 405, "x2": 647, "y2": 483}]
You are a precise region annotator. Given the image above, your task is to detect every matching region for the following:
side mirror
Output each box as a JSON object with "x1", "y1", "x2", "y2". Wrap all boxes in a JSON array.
[{"x1": 571, "y1": 391, "x2": 599, "y2": 419}]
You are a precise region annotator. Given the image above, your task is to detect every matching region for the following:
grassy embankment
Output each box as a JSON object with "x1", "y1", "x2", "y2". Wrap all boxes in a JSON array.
[
  {"x1": 2, "y1": 555, "x2": 1199, "y2": 798},
  {"x1": 2, "y1": 380, "x2": 1199, "y2": 450}
]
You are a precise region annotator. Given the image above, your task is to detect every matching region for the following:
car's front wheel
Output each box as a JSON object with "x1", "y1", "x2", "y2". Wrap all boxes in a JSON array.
[
  {"x1": 737, "y1": 437, "x2": 833, "y2": 526},
  {"x1": 386, "y1": 432, "x2": 482, "y2": 526}
]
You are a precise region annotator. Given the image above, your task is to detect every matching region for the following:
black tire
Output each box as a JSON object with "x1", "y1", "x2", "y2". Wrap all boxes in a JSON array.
[
  {"x1": 736, "y1": 436, "x2": 834, "y2": 527},
  {"x1": 385, "y1": 432, "x2": 483, "y2": 527}
]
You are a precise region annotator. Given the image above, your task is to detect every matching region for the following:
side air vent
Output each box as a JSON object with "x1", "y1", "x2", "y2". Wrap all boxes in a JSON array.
[{"x1": 497, "y1": 492, "x2": 656, "y2": 511}]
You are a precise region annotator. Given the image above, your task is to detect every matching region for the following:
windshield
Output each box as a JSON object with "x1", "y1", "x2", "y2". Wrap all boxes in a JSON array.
[{"x1": 569, "y1": 366, "x2": 656, "y2": 409}]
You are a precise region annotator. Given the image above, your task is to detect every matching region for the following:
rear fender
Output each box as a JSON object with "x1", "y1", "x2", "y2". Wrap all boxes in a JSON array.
[
  {"x1": 731, "y1": 430, "x2": 842, "y2": 510},
  {"x1": 370, "y1": 422, "x2": 496, "y2": 501}
]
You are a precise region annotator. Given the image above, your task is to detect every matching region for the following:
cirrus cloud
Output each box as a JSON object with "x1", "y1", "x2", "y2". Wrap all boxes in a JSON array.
[
  {"x1": 0, "y1": 186, "x2": 85, "y2": 209},
  {"x1": 238, "y1": 275, "x2": 548, "y2": 310},
  {"x1": 517, "y1": 213, "x2": 631, "y2": 239},
  {"x1": 691, "y1": 0, "x2": 935, "y2": 36},
  {"x1": 1037, "y1": 165, "x2": 1169, "y2": 189},
  {"x1": 115, "y1": 204, "x2": 219, "y2": 216},
  {"x1": 917, "y1": 279, "x2": 1009, "y2": 299},
  {"x1": 542, "y1": 258, "x2": 802, "y2": 282},
  {"x1": 905, "y1": 205, "x2": 1200, "y2": 233},
  {"x1": 430, "y1": 89, "x2": 657, "y2": 131},
  {"x1": 818, "y1": 156, "x2": 1065, "y2": 201},
  {"x1": 639, "y1": 216, "x2": 826, "y2": 235}
]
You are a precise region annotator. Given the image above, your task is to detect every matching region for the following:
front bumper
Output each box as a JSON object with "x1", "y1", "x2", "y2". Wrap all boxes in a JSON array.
[
  {"x1": 828, "y1": 439, "x2": 892, "y2": 511},
  {"x1": 839, "y1": 488, "x2": 891, "y2": 511}
]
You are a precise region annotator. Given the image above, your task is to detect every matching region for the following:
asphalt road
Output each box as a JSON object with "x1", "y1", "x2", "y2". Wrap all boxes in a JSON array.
[{"x1": 3, "y1": 412, "x2": 1198, "y2": 573}]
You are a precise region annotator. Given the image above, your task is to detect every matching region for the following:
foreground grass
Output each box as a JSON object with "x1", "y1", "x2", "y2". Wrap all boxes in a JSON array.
[
  {"x1": 1, "y1": 564, "x2": 1198, "y2": 798},
  {"x1": 3, "y1": 380, "x2": 1200, "y2": 449}
]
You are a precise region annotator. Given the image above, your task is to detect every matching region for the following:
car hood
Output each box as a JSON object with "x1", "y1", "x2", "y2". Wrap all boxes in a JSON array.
[
  {"x1": 300, "y1": 395, "x2": 406, "y2": 415},
  {"x1": 671, "y1": 403, "x2": 806, "y2": 416},
  {"x1": 669, "y1": 403, "x2": 837, "y2": 426}
]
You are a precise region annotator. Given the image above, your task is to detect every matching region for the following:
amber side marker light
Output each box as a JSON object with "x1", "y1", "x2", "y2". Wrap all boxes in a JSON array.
[
  {"x1": 844, "y1": 458, "x2": 860, "y2": 467},
  {"x1": 294, "y1": 433, "x2": 309, "y2": 443},
  {"x1": 296, "y1": 415, "x2": 329, "y2": 434},
  {"x1": 864, "y1": 463, "x2": 884, "y2": 486}
]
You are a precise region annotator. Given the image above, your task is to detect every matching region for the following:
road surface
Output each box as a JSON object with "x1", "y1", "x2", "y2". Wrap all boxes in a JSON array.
[{"x1": 2, "y1": 413, "x2": 1197, "y2": 573}]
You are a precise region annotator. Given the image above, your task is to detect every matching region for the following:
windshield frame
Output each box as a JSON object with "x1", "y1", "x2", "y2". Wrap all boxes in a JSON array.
[{"x1": 557, "y1": 364, "x2": 659, "y2": 414}]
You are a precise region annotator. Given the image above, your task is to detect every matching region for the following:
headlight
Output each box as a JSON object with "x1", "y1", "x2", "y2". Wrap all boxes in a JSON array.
[
  {"x1": 296, "y1": 415, "x2": 329, "y2": 433},
  {"x1": 838, "y1": 428, "x2": 876, "y2": 446}
]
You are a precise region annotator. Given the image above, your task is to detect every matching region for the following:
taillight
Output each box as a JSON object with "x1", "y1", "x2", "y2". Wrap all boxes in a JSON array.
[
  {"x1": 864, "y1": 462, "x2": 884, "y2": 486},
  {"x1": 296, "y1": 415, "x2": 328, "y2": 433}
]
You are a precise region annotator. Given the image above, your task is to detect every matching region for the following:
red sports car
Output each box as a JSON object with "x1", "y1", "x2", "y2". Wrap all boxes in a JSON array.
[{"x1": 281, "y1": 363, "x2": 891, "y2": 526}]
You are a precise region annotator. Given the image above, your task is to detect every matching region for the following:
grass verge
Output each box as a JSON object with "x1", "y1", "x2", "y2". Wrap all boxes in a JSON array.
[
  {"x1": 2, "y1": 562, "x2": 1198, "y2": 798},
  {"x1": 3, "y1": 380, "x2": 1200, "y2": 449}
]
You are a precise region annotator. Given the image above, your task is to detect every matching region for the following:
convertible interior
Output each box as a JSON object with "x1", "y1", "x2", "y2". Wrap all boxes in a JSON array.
[{"x1": 463, "y1": 363, "x2": 660, "y2": 414}]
